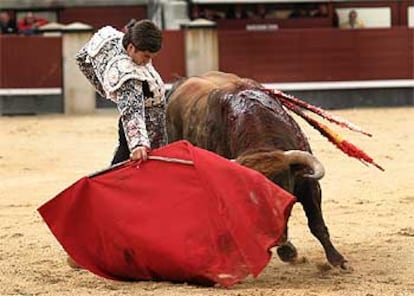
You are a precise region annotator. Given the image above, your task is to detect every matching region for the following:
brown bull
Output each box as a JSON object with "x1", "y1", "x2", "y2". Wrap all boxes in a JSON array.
[{"x1": 166, "y1": 71, "x2": 346, "y2": 268}]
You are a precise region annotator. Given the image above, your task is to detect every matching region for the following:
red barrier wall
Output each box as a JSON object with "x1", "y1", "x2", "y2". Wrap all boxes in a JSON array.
[
  {"x1": 0, "y1": 35, "x2": 62, "y2": 88},
  {"x1": 0, "y1": 31, "x2": 185, "y2": 88},
  {"x1": 153, "y1": 30, "x2": 186, "y2": 83},
  {"x1": 218, "y1": 28, "x2": 414, "y2": 83},
  {"x1": 0, "y1": 28, "x2": 412, "y2": 88}
]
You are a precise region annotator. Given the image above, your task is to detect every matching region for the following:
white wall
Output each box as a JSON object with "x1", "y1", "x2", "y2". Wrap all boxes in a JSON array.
[
  {"x1": 336, "y1": 7, "x2": 391, "y2": 28},
  {"x1": 409, "y1": 6, "x2": 414, "y2": 28}
]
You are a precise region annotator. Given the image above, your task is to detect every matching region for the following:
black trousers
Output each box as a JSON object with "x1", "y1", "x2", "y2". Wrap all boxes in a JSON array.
[
  {"x1": 111, "y1": 105, "x2": 167, "y2": 165},
  {"x1": 111, "y1": 117, "x2": 130, "y2": 165}
]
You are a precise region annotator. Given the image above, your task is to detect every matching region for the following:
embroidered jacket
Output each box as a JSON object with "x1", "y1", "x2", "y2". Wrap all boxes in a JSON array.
[{"x1": 75, "y1": 26, "x2": 167, "y2": 150}]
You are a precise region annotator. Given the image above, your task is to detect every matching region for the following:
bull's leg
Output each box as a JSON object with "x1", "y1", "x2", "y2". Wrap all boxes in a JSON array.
[
  {"x1": 276, "y1": 227, "x2": 298, "y2": 263},
  {"x1": 295, "y1": 179, "x2": 347, "y2": 268}
]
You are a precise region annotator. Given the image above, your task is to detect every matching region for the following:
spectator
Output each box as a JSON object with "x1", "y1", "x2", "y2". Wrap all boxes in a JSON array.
[
  {"x1": 248, "y1": 4, "x2": 272, "y2": 19},
  {"x1": 204, "y1": 7, "x2": 225, "y2": 21},
  {"x1": 226, "y1": 4, "x2": 249, "y2": 19},
  {"x1": 340, "y1": 10, "x2": 364, "y2": 29},
  {"x1": 190, "y1": 4, "x2": 204, "y2": 19},
  {"x1": 312, "y1": 4, "x2": 329, "y2": 17},
  {"x1": 0, "y1": 11, "x2": 18, "y2": 34},
  {"x1": 312, "y1": 3, "x2": 339, "y2": 27},
  {"x1": 190, "y1": 5, "x2": 224, "y2": 21},
  {"x1": 289, "y1": 4, "x2": 311, "y2": 18},
  {"x1": 18, "y1": 12, "x2": 48, "y2": 35}
]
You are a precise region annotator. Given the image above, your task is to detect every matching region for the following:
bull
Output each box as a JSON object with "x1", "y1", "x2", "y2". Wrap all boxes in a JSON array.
[{"x1": 166, "y1": 71, "x2": 347, "y2": 269}]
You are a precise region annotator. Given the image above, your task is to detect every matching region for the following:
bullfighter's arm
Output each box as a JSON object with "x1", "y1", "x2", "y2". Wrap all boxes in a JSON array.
[
  {"x1": 115, "y1": 79, "x2": 151, "y2": 151},
  {"x1": 74, "y1": 45, "x2": 106, "y2": 98}
]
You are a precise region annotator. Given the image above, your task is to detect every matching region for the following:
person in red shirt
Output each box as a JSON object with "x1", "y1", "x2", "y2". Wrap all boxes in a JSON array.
[{"x1": 18, "y1": 12, "x2": 48, "y2": 35}]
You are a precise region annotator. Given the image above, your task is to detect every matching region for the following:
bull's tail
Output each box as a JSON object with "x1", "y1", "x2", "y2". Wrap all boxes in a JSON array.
[{"x1": 263, "y1": 88, "x2": 384, "y2": 171}]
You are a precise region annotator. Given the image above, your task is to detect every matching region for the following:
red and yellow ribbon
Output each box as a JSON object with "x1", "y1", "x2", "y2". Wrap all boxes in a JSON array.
[{"x1": 263, "y1": 88, "x2": 384, "y2": 171}]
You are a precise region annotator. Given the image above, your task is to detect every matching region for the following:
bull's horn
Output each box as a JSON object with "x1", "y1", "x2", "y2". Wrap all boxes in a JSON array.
[{"x1": 283, "y1": 150, "x2": 325, "y2": 179}]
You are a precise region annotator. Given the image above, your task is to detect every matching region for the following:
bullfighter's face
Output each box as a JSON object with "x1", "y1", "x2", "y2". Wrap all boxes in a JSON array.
[{"x1": 126, "y1": 43, "x2": 157, "y2": 66}]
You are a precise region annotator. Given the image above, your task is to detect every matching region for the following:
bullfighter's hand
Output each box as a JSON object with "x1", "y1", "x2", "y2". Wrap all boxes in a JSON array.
[{"x1": 130, "y1": 146, "x2": 150, "y2": 162}]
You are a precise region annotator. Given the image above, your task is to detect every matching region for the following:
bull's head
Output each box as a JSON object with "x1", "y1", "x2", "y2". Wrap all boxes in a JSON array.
[{"x1": 235, "y1": 149, "x2": 324, "y2": 193}]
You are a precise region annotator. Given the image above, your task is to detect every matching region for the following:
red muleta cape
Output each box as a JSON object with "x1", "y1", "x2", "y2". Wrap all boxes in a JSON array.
[{"x1": 38, "y1": 140, "x2": 296, "y2": 287}]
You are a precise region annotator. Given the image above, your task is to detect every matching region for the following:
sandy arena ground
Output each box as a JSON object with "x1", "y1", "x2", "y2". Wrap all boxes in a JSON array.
[{"x1": 0, "y1": 107, "x2": 413, "y2": 296}]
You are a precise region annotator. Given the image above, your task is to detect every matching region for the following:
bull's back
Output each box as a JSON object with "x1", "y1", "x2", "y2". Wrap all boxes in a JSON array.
[
  {"x1": 168, "y1": 71, "x2": 258, "y2": 106},
  {"x1": 167, "y1": 71, "x2": 256, "y2": 143}
]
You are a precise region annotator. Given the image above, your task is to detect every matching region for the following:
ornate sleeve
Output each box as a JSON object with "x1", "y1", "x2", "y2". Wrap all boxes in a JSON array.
[
  {"x1": 75, "y1": 45, "x2": 106, "y2": 97},
  {"x1": 115, "y1": 79, "x2": 151, "y2": 151}
]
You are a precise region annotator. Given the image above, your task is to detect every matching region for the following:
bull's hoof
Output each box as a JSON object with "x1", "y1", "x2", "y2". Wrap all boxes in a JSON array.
[
  {"x1": 327, "y1": 252, "x2": 349, "y2": 270},
  {"x1": 339, "y1": 261, "x2": 353, "y2": 272},
  {"x1": 276, "y1": 241, "x2": 298, "y2": 263}
]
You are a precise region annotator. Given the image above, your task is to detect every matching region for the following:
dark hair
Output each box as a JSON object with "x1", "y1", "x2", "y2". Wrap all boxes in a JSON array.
[{"x1": 122, "y1": 19, "x2": 162, "y2": 53}]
